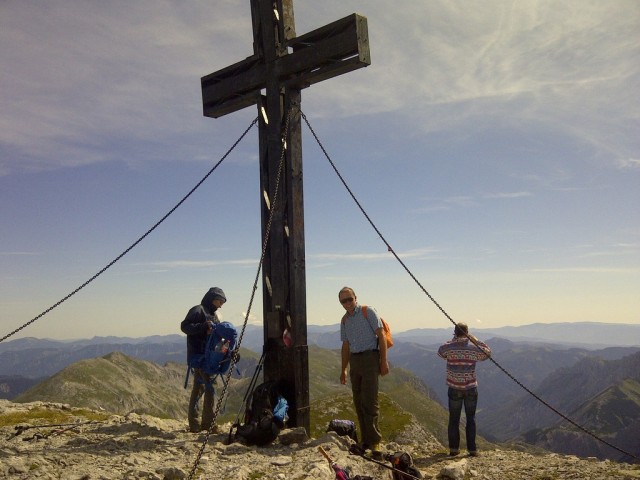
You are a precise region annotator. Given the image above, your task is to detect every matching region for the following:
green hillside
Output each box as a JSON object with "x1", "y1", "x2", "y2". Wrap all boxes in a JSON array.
[
  {"x1": 17, "y1": 351, "x2": 193, "y2": 419},
  {"x1": 519, "y1": 378, "x2": 640, "y2": 461},
  {"x1": 16, "y1": 345, "x2": 453, "y2": 446}
]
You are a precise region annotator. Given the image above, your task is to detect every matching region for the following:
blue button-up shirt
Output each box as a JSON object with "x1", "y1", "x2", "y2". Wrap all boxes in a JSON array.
[{"x1": 340, "y1": 304, "x2": 382, "y2": 353}]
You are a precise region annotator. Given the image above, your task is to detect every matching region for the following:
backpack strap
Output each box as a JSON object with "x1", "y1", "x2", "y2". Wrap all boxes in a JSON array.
[
  {"x1": 342, "y1": 304, "x2": 369, "y2": 323},
  {"x1": 361, "y1": 305, "x2": 378, "y2": 336}
]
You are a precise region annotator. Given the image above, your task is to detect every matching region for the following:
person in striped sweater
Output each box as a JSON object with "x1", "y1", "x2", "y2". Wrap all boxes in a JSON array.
[{"x1": 438, "y1": 322, "x2": 491, "y2": 457}]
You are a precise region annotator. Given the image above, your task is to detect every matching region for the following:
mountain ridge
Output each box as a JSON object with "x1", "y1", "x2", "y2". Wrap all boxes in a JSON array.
[{"x1": 14, "y1": 347, "x2": 453, "y2": 447}]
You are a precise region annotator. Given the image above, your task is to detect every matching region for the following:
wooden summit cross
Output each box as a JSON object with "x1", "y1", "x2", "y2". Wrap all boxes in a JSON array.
[{"x1": 201, "y1": 0, "x2": 370, "y2": 432}]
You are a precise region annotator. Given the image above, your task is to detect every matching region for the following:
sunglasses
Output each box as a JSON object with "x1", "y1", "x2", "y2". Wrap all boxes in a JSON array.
[{"x1": 340, "y1": 297, "x2": 354, "y2": 304}]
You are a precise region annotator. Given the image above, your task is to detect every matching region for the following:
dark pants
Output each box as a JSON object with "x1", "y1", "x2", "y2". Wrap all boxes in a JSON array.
[
  {"x1": 188, "y1": 368, "x2": 215, "y2": 432},
  {"x1": 349, "y1": 350, "x2": 382, "y2": 448},
  {"x1": 447, "y1": 387, "x2": 478, "y2": 453}
]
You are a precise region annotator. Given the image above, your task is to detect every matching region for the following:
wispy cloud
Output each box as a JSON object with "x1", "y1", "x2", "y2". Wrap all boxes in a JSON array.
[
  {"x1": 575, "y1": 242, "x2": 640, "y2": 259},
  {"x1": 412, "y1": 195, "x2": 481, "y2": 214},
  {"x1": 2, "y1": 1, "x2": 637, "y2": 175},
  {"x1": 0, "y1": 251, "x2": 40, "y2": 256},
  {"x1": 0, "y1": 1, "x2": 250, "y2": 174},
  {"x1": 531, "y1": 267, "x2": 638, "y2": 274},
  {"x1": 617, "y1": 158, "x2": 640, "y2": 169},
  {"x1": 242, "y1": 311, "x2": 262, "y2": 326},
  {"x1": 484, "y1": 191, "x2": 532, "y2": 199},
  {"x1": 307, "y1": 2, "x2": 640, "y2": 165},
  {"x1": 413, "y1": 192, "x2": 529, "y2": 213},
  {"x1": 312, "y1": 248, "x2": 438, "y2": 263},
  {"x1": 141, "y1": 258, "x2": 257, "y2": 270}
]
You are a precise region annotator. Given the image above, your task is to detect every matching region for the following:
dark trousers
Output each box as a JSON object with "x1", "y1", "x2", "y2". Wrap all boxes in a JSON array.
[
  {"x1": 349, "y1": 350, "x2": 382, "y2": 447},
  {"x1": 188, "y1": 368, "x2": 215, "y2": 432},
  {"x1": 447, "y1": 387, "x2": 478, "y2": 453}
]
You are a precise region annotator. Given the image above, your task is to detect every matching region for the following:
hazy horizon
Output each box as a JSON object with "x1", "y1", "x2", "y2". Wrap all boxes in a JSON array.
[{"x1": 5, "y1": 320, "x2": 639, "y2": 345}]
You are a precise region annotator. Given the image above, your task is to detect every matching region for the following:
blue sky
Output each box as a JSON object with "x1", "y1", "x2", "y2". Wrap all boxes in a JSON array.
[{"x1": 1, "y1": 1, "x2": 639, "y2": 340}]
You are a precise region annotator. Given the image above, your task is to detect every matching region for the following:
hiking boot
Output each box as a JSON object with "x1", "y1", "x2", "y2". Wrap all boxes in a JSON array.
[
  {"x1": 370, "y1": 443, "x2": 383, "y2": 461},
  {"x1": 468, "y1": 450, "x2": 479, "y2": 457},
  {"x1": 449, "y1": 449, "x2": 459, "y2": 456},
  {"x1": 201, "y1": 424, "x2": 218, "y2": 433},
  {"x1": 349, "y1": 443, "x2": 367, "y2": 455}
]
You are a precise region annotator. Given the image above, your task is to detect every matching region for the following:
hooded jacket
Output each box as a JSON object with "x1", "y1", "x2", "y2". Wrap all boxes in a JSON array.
[{"x1": 180, "y1": 287, "x2": 226, "y2": 363}]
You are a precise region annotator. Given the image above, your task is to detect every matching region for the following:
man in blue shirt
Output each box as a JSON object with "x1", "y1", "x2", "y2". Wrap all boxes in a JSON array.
[{"x1": 339, "y1": 286, "x2": 389, "y2": 459}]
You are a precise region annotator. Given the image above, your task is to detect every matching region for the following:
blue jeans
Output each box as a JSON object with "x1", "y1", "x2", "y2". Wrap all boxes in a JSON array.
[{"x1": 447, "y1": 387, "x2": 478, "y2": 453}]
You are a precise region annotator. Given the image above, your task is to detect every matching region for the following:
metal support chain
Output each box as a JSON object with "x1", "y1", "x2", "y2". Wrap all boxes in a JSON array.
[
  {"x1": 186, "y1": 106, "x2": 297, "y2": 480},
  {"x1": 0, "y1": 118, "x2": 258, "y2": 345},
  {"x1": 301, "y1": 110, "x2": 639, "y2": 462}
]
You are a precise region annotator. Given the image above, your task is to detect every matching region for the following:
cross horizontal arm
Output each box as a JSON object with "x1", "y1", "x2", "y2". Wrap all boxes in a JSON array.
[
  {"x1": 201, "y1": 55, "x2": 265, "y2": 118},
  {"x1": 280, "y1": 13, "x2": 370, "y2": 89},
  {"x1": 202, "y1": 13, "x2": 370, "y2": 118}
]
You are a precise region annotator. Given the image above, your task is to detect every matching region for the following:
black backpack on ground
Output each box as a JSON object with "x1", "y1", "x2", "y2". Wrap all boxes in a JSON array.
[
  {"x1": 386, "y1": 451, "x2": 423, "y2": 479},
  {"x1": 234, "y1": 380, "x2": 288, "y2": 446}
]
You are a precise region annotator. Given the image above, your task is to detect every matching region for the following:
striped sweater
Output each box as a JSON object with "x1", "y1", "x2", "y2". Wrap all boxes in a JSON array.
[{"x1": 438, "y1": 336, "x2": 491, "y2": 390}]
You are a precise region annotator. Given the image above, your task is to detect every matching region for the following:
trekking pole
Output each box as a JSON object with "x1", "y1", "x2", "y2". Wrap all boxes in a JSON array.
[
  {"x1": 11, "y1": 420, "x2": 103, "y2": 440},
  {"x1": 353, "y1": 451, "x2": 423, "y2": 480},
  {"x1": 318, "y1": 446, "x2": 350, "y2": 480},
  {"x1": 11, "y1": 420, "x2": 101, "y2": 438}
]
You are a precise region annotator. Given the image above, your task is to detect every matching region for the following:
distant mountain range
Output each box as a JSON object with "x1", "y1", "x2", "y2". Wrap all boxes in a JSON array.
[
  {"x1": 393, "y1": 322, "x2": 640, "y2": 349},
  {"x1": 388, "y1": 337, "x2": 640, "y2": 408}
]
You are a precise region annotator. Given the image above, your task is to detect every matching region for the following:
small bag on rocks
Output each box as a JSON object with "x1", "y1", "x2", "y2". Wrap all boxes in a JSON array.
[{"x1": 326, "y1": 419, "x2": 359, "y2": 443}]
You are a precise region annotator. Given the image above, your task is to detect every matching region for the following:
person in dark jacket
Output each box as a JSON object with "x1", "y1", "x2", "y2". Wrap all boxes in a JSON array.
[{"x1": 181, "y1": 287, "x2": 226, "y2": 432}]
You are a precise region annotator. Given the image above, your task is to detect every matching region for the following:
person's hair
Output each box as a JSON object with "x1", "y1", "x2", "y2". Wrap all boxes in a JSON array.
[
  {"x1": 338, "y1": 286, "x2": 356, "y2": 298},
  {"x1": 454, "y1": 322, "x2": 468, "y2": 337}
]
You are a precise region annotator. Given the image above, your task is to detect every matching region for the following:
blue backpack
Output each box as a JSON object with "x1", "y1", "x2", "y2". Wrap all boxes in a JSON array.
[{"x1": 184, "y1": 321, "x2": 238, "y2": 389}]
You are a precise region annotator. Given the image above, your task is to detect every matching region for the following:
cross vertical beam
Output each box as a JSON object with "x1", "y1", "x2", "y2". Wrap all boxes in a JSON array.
[
  {"x1": 253, "y1": 0, "x2": 309, "y2": 430},
  {"x1": 201, "y1": 0, "x2": 370, "y2": 434}
]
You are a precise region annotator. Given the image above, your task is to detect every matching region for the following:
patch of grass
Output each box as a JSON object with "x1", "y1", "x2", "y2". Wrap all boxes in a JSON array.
[
  {"x1": 0, "y1": 406, "x2": 109, "y2": 427},
  {"x1": 310, "y1": 393, "x2": 355, "y2": 439},
  {"x1": 380, "y1": 368, "x2": 448, "y2": 435},
  {"x1": 309, "y1": 392, "x2": 412, "y2": 441},
  {"x1": 378, "y1": 393, "x2": 414, "y2": 439}
]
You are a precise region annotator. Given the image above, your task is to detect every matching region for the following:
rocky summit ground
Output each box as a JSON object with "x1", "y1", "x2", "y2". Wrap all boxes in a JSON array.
[{"x1": 1, "y1": 401, "x2": 639, "y2": 480}]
